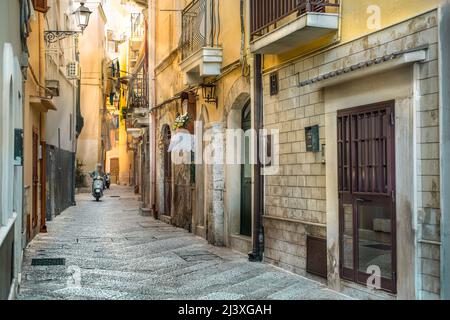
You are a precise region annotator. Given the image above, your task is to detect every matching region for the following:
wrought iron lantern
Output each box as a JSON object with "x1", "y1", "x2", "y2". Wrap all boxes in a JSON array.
[
  {"x1": 74, "y1": 2, "x2": 92, "y2": 32},
  {"x1": 201, "y1": 83, "x2": 217, "y2": 106},
  {"x1": 44, "y1": 2, "x2": 92, "y2": 45}
]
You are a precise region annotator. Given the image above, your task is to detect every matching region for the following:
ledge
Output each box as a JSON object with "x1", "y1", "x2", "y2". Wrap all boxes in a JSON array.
[
  {"x1": 263, "y1": 215, "x2": 326, "y2": 227},
  {"x1": 180, "y1": 47, "x2": 223, "y2": 85},
  {"x1": 30, "y1": 96, "x2": 57, "y2": 113},
  {"x1": 0, "y1": 213, "x2": 17, "y2": 246},
  {"x1": 303, "y1": 48, "x2": 428, "y2": 90},
  {"x1": 251, "y1": 13, "x2": 339, "y2": 54}
]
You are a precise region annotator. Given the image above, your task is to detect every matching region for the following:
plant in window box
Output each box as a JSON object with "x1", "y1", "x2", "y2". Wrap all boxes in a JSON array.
[{"x1": 172, "y1": 112, "x2": 191, "y2": 131}]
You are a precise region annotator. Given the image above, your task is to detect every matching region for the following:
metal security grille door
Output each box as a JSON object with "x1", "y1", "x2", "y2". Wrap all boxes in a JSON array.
[{"x1": 337, "y1": 101, "x2": 396, "y2": 293}]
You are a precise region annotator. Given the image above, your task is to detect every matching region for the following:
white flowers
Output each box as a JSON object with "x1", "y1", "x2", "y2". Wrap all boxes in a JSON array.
[{"x1": 173, "y1": 112, "x2": 191, "y2": 130}]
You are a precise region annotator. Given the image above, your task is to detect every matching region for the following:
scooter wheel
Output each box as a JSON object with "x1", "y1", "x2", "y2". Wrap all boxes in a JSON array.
[{"x1": 96, "y1": 197, "x2": 100, "y2": 202}]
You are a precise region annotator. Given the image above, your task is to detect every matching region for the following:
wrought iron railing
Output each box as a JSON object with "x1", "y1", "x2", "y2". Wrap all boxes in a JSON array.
[
  {"x1": 250, "y1": 0, "x2": 339, "y2": 37},
  {"x1": 128, "y1": 64, "x2": 149, "y2": 111},
  {"x1": 181, "y1": 0, "x2": 208, "y2": 60}
]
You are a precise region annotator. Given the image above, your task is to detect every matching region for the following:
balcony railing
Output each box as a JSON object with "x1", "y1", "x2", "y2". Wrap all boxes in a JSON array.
[
  {"x1": 128, "y1": 64, "x2": 149, "y2": 111},
  {"x1": 181, "y1": 0, "x2": 208, "y2": 60},
  {"x1": 250, "y1": 0, "x2": 339, "y2": 38},
  {"x1": 131, "y1": 13, "x2": 145, "y2": 39}
]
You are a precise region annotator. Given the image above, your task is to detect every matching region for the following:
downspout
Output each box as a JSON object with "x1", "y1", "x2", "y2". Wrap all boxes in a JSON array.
[
  {"x1": 249, "y1": 54, "x2": 264, "y2": 262},
  {"x1": 439, "y1": 0, "x2": 450, "y2": 300},
  {"x1": 150, "y1": 0, "x2": 158, "y2": 218},
  {"x1": 39, "y1": 12, "x2": 47, "y2": 232}
]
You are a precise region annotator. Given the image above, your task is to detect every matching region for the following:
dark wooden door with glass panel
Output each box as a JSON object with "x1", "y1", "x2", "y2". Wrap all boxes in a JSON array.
[
  {"x1": 240, "y1": 102, "x2": 252, "y2": 237},
  {"x1": 337, "y1": 101, "x2": 396, "y2": 293}
]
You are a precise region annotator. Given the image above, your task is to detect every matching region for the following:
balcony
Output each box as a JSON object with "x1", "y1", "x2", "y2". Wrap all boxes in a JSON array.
[
  {"x1": 250, "y1": 0, "x2": 340, "y2": 54},
  {"x1": 133, "y1": 116, "x2": 150, "y2": 128},
  {"x1": 130, "y1": 13, "x2": 145, "y2": 52},
  {"x1": 180, "y1": 0, "x2": 223, "y2": 85}
]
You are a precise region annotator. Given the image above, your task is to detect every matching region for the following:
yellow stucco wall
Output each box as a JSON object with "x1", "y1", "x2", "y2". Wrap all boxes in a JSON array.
[
  {"x1": 106, "y1": 40, "x2": 133, "y2": 185},
  {"x1": 154, "y1": 0, "x2": 250, "y2": 124},
  {"x1": 23, "y1": 13, "x2": 46, "y2": 239},
  {"x1": 263, "y1": 0, "x2": 441, "y2": 69}
]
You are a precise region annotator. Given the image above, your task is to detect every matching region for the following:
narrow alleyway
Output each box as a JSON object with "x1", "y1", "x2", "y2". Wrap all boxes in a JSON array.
[{"x1": 18, "y1": 186, "x2": 348, "y2": 300}]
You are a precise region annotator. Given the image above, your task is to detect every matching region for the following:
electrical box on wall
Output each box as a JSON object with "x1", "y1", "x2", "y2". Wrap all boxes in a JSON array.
[
  {"x1": 305, "y1": 125, "x2": 320, "y2": 152},
  {"x1": 14, "y1": 129, "x2": 23, "y2": 166}
]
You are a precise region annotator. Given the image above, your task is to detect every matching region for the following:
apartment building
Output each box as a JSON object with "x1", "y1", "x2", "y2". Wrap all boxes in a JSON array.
[
  {"x1": 251, "y1": 0, "x2": 449, "y2": 299},
  {"x1": 77, "y1": 1, "x2": 107, "y2": 185},
  {"x1": 148, "y1": 0, "x2": 258, "y2": 255},
  {"x1": 0, "y1": 0, "x2": 29, "y2": 300}
]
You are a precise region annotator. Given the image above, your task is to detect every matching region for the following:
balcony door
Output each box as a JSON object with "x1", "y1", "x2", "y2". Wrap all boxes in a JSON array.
[{"x1": 337, "y1": 101, "x2": 397, "y2": 293}]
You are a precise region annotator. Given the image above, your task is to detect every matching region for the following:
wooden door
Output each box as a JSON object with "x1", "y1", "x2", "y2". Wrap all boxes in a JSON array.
[
  {"x1": 338, "y1": 101, "x2": 396, "y2": 293},
  {"x1": 110, "y1": 158, "x2": 119, "y2": 184}
]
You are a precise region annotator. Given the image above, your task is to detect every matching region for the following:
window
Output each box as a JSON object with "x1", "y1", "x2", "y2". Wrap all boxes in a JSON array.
[
  {"x1": 32, "y1": 0, "x2": 48, "y2": 13},
  {"x1": 269, "y1": 72, "x2": 279, "y2": 96}
]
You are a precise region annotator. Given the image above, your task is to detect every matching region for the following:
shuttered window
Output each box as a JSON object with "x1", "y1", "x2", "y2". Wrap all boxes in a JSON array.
[{"x1": 32, "y1": 0, "x2": 48, "y2": 13}]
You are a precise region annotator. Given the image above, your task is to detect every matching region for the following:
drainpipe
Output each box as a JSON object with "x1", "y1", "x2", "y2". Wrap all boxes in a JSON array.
[
  {"x1": 39, "y1": 12, "x2": 47, "y2": 233},
  {"x1": 249, "y1": 54, "x2": 264, "y2": 262},
  {"x1": 149, "y1": 0, "x2": 158, "y2": 218},
  {"x1": 439, "y1": 0, "x2": 450, "y2": 300}
]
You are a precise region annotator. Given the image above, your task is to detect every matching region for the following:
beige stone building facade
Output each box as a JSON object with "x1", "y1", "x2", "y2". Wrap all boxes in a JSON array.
[
  {"x1": 253, "y1": 0, "x2": 449, "y2": 300},
  {"x1": 147, "y1": 0, "x2": 256, "y2": 254}
]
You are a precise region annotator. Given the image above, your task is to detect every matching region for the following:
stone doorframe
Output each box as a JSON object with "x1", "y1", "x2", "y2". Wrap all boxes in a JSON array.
[
  {"x1": 224, "y1": 77, "x2": 252, "y2": 253},
  {"x1": 324, "y1": 65, "x2": 419, "y2": 299},
  {"x1": 193, "y1": 104, "x2": 210, "y2": 238}
]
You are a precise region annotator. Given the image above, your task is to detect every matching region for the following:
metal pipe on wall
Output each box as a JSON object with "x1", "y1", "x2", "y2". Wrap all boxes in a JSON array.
[
  {"x1": 149, "y1": 0, "x2": 158, "y2": 218},
  {"x1": 249, "y1": 53, "x2": 264, "y2": 262}
]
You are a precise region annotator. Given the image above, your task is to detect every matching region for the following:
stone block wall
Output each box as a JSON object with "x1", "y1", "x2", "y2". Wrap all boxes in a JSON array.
[
  {"x1": 416, "y1": 37, "x2": 441, "y2": 299},
  {"x1": 262, "y1": 10, "x2": 441, "y2": 298}
]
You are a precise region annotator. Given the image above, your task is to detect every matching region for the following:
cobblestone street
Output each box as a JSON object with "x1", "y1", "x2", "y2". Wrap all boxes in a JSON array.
[{"x1": 18, "y1": 186, "x2": 348, "y2": 300}]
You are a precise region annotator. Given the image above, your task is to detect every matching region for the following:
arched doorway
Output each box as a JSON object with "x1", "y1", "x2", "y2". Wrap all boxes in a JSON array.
[
  {"x1": 240, "y1": 101, "x2": 252, "y2": 236},
  {"x1": 162, "y1": 125, "x2": 172, "y2": 216}
]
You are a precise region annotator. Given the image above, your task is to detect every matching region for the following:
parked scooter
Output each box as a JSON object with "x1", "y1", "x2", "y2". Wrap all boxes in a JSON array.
[
  {"x1": 104, "y1": 173, "x2": 111, "y2": 189},
  {"x1": 90, "y1": 173, "x2": 105, "y2": 202}
]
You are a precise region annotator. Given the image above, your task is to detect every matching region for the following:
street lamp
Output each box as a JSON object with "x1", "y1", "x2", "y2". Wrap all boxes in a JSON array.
[
  {"x1": 201, "y1": 83, "x2": 218, "y2": 107},
  {"x1": 73, "y1": 2, "x2": 92, "y2": 32},
  {"x1": 44, "y1": 2, "x2": 93, "y2": 45}
]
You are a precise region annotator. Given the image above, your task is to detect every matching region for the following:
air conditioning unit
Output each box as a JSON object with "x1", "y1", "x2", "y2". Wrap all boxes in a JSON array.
[
  {"x1": 67, "y1": 61, "x2": 80, "y2": 79},
  {"x1": 45, "y1": 80, "x2": 60, "y2": 97}
]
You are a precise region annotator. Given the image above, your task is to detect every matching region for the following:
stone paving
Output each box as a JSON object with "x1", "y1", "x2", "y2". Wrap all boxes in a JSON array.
[{"x1": 18, "y1": 186, "x2": 349, "y2": 300}]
